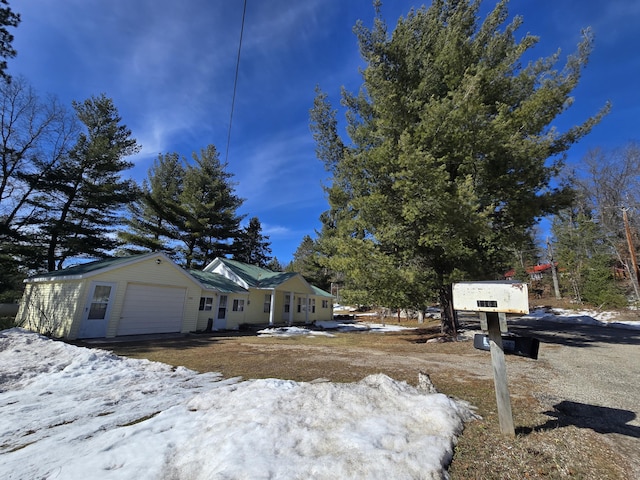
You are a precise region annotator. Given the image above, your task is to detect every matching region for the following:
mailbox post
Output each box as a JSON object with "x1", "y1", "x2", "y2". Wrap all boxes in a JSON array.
[{"x1": 452, "y1": 281, "x2": 529, "y2": 437}]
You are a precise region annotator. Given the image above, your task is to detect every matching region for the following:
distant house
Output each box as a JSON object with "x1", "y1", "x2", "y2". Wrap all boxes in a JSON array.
[
  {"x1": 504, "y1": 263, "x2": 557, "y2": 281},
  {"x1": 15, "y1": 252, "x2": 333, "y2": 340}
]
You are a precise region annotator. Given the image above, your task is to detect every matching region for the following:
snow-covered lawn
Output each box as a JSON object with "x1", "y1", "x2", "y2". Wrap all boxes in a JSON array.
[{"x1": 0, "y1": 328, "x2": 474, "y2": 480}]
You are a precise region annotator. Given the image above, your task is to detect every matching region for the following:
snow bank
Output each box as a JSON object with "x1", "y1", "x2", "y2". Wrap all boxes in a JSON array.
[{"x1": 0, "y1": 329, "x2": 473, "y2": 480}]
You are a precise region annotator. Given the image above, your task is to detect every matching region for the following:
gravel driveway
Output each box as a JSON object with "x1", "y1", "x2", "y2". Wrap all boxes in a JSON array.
[{"x1": 506, "y1": 316, "x2": 640, "y2": 475}]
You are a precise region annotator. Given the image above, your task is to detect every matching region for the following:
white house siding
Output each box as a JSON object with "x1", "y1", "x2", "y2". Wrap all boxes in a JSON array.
[{"x1": 16, "y1": 280, "x2": 85, "y2": 338}]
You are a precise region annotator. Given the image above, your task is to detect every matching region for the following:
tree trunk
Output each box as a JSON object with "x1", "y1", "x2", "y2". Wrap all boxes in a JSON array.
[{"x1": 439, "y1": 284, "x2": 459, "y2": 337}]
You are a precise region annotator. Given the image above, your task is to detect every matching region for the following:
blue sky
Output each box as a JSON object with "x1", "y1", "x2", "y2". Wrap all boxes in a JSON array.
[{"x1": 9, "y1": 0, "x2": 640, "y2": 264}]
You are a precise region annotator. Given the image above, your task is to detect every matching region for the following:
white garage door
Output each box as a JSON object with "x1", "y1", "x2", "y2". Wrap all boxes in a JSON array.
[{"x1": 117, "y1": 284, "x2": 186, "y2": 336}]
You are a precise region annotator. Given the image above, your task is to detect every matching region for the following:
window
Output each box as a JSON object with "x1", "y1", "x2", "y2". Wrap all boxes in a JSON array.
[
  {"x1": 88, "y1": 285, "x2": 111, "y2": 320},
  {"x1": 232, "y1": 299, "x2": 245, "y2": 312},
  {"x1": 322, "y1": 299, "x2": 329, "y2": 309},
  {"x1": 297, "y1": 297, "x2": 304, "y2": 313},
  {"x1": 264, "y1": 294, "x2": 271, "y2": 313},
  {"x1": 218, "y1": 295, "x2": 227, "y2": 319},
  {"x1": 309, "y1": 298, "x2": 316, "y2": 313},
  {"x1": 283, "y1": 294, "x2": 290, "y2": 313},
  {"x1": 199, "y1": 297, "x2": 214, "y2": 311}
]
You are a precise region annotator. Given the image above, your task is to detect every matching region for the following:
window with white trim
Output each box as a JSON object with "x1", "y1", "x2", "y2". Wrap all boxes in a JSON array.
[
  {"x1": 199, "y1": 297, "x2": 214, "y2": 311},
  {"x1": 264, "y1": 294, "x2": 271, "y2": 313},
  {"x1": 233, "y1": 299, "x2": 245, "y2": 312},
  {"x1": 322, "y1": 299, "x2": 329, "y2": 308},
  {"x1": 217, "y1": 295, "x2": 227, "y2": 319},
  {"x1": 308, "y1": 298, "x2": 316, "y2": 313}
]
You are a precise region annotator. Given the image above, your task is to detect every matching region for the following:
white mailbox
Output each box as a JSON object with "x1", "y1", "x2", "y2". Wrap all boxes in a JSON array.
[
  {"x1": 452, "y1": 281, "x2": 529, "y2": 314},
  {"x1": 452, "y1": 280, "x2": 530, "y2": 437}
]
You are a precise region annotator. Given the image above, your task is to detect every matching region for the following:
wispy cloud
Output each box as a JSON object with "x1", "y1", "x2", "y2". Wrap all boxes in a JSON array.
[{"x1": 232, "y1": 126, "x2": 327, "y2": 212}]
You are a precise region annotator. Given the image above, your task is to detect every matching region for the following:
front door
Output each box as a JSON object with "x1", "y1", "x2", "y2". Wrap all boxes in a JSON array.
[
  {"x1": 78, "y1": 282, "x2": 116, "y2": 338},
  {"x1": 282, "y1": 294, "x2": 291, "y2": 321},
  {"x1": 214, "y1": 295, "x2": 227, "y2": 330}
]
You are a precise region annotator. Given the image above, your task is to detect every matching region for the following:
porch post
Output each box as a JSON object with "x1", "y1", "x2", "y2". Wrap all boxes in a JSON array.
[{"x1": 269, "y1": 289, "x2": 276, "y2": 326}]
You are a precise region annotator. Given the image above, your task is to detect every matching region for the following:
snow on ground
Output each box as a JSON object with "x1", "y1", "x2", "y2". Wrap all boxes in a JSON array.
[
  {"x1": 523, "y1": 307, "x2": 640, "y2": 330},
  {"x1": 257, "y1": 321, "x2": 413, "y2": 337},
  {"x1": 0, "y1": 328, "x2": 475, "y2": 480}
]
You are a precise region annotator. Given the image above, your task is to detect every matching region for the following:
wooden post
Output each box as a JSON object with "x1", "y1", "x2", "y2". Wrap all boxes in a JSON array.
[{"x1": 482, "y1": 311, "x2": 515, "y2": 436}]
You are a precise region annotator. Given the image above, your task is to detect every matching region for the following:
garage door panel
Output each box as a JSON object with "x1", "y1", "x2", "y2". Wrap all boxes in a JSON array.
[{"x1": 117, "y1": 284, "x2": 186, "y2": 336}]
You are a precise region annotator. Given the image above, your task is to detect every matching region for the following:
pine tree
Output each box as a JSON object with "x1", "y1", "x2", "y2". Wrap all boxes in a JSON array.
[
  {"x1": 311, "y1": 0, "x2": 608, "y2": 333},
  {"x1": 176, "y1": 145, "x2": 244, "y2": 268},
  {"x1": 29, "y1": 94, "x2": 139, "y2": 270},
  {"x1": 119, "y1": 152, "x2": 185, "y2": 255},
  {"x1": 233, "y1": 217, "x2": 272, "y2": 267},
  {"x1": 287, "y1": 235, "x2": 332, "y2": 291}
]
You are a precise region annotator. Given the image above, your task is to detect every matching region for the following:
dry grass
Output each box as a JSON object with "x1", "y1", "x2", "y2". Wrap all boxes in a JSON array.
[{"x1": 83, "y1": 318, "x2": 633, "y2": 479}]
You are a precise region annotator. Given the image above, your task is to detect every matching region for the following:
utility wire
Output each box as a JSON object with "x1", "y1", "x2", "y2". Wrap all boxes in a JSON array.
[{"x1": 225, "y1": 0, "x2": 247, "y2": 165}]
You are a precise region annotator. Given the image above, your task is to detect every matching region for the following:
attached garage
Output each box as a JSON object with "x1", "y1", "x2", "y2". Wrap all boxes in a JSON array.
[
  {"x1": 117, "y1": 284, "x2": 186, "y2": 336},
  {"x1": 16, "y1": 253, "x2": 205, "y2": 340}
]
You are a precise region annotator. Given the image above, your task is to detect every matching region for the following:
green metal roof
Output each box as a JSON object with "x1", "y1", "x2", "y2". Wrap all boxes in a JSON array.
[
  {"x1": 311, "y1": 285, "x2": 333, "y2": 297},
  {"x1": 188, "y1": 269, "x2": 248, "y2": 294},
  {"x1": 217, "y1": 258, "x2": 297, "y2": 288},
  {"x1": 26, "y1": 253, "x2": 156, "y2": 281}
]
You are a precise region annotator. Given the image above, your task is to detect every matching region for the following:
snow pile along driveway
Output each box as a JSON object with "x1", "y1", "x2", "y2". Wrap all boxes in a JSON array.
[{"x1": 0, "y1": 329, "x2": 474, "y2": 480}]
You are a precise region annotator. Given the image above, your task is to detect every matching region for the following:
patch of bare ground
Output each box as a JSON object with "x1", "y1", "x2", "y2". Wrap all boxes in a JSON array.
[{"x1": 82, "y1": 317, "x2": 637, "y2": 479}]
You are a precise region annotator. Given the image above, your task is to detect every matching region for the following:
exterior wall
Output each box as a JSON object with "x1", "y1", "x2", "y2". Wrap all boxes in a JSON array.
[
  {"x1": 224, "y1": 294, "x2": 250, "y2": 329},
  {"x1": 195, "y1": 292, "x2": 250, "y2": 331},
  {"x1": 279, "y1": 292, "x2": 333, "y2": 324},
  {"x1": 244, "y1": 289, "x2": 273, "y2": 325},
  {"x1": 196, "y1": 292, "x2": 219, "y2": 331},
  {"x1": 86, "y1": 258, "x2": 201, "y2": 338},
  {"x1": 16, "y1": 280, "x2": 86, "y2": 338},
  {"x1": 18, "y1": 257, "x2": 202, "y2": 340}
]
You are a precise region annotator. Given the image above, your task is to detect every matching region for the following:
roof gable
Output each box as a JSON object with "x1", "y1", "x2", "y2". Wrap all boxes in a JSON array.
[
  {"x1": 25, "y1": 252, "x2": 168, "y2": 282},
  {"x1": 188, "y1": 270, "x2": 248, "y2": 294}
]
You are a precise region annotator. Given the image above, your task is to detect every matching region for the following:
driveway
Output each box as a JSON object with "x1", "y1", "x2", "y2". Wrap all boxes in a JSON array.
[{"x1": 506, "y1": 315, "x2": 640, "y2": 475}]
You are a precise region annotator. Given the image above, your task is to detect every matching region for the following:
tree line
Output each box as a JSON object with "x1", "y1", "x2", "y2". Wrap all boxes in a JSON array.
[
  {"x1": 4, "y1": 0, "x2": 637, "y2": 332},
  {"x1": 298, "y1": 0, "x2": 627, "y2": 333},
  {"x1": 0, "y1": 4, "x2": 280, "y2": 306},
  {"x1": 0, "y1": 75, "x2": 274, "y2": 301}
]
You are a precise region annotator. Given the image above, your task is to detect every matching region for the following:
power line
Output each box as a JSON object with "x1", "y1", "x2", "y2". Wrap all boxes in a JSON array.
[{"x1": 225, "y1": 0, "x2": 247, "y2": 165}]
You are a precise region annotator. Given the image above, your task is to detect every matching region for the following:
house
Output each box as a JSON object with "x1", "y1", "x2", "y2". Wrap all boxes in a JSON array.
[
  {"x1": 15, "y1": 252, "x2": 333, "y2": 340},
  {"x1": 504, "y1": 263, "x2": 558, "y2": 282}
]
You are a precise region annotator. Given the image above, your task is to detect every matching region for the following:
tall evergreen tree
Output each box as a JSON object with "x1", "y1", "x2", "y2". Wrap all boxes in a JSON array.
[
  {"x1": 287, "y1": 235, "x2": 332, "y2": 292},
  {"x1": 118, "y1": 152, "x2": 184, "y2": 255},
  {"x1": 176, "y1": 145, "x2": 244, "y2": 268},
  {"x1": 233, "y1": 216, "x2": 272, "y2": 267},
  {"x1": 29, "y1": 94, "x2": 139, "y2": 271},
  {"x1": 311, "y1": 0, "x2": 608, "y2": 333},
  {"x1": 266, "y1": 257, "x2": 284, "y2": 272},
  {"x1": 119, "y1": 145, "x2": 244, "y2": 268}
]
